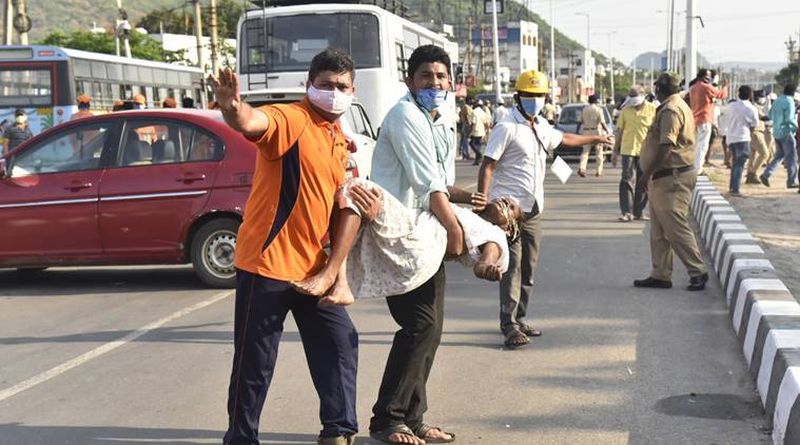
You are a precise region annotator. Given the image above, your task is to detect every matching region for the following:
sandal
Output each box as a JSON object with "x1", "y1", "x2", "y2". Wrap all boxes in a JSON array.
[
  {"x1": 519, "y1": 324, "x2": 542, "y2": 337},
  {"x1": 414, "y1": 424, "x2": 456, "y2": 443},
  {"x1": 503, "y1": 328, "x2": 530, "y2": 349},
  {"x1": 370, "y1": 424, "x2": 420, "y2": 444}
]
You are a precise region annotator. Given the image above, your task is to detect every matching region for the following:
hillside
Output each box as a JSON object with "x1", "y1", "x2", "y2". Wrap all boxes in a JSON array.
[{"x1": 6, "y1": 0, "x2": 603, "y2": 64}]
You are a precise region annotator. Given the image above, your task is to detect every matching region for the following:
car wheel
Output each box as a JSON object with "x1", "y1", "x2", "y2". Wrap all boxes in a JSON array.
[{"x1": 191, "y1": 218, "x2": 239, "y2": 288}]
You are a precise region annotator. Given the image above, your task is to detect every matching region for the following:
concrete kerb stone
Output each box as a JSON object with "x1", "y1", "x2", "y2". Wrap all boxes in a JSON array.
[{"x1": 692, "y1": 183, "x2": 800, "y2": 445}]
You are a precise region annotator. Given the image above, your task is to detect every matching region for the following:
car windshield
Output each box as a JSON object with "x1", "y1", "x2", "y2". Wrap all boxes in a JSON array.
[{"x1": 559, "y1": 106, "x2": 585, "y2": 125}]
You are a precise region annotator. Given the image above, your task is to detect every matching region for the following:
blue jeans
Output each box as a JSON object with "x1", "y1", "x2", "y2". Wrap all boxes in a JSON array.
[
  {"x1": 763, "y1": 135, "x2": 798, "y2": 187},
  {"x1": 728, "y1": 141, "x2": 750, "y2": 193}
]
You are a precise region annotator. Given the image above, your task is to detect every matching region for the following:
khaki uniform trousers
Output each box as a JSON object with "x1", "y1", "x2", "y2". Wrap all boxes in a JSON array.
[
  {"x1": 579, "y1": 128, "x2": 606, "y2": 175},
  {"x1": 648, "y1": 171, "x2": 707, "y2": 281},
  {"x1": 748, "y1": 129, "x2": 770, "y2": 175}
]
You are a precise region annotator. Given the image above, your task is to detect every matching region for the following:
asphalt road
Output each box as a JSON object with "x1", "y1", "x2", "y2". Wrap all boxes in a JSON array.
[{"x1": 0, "y1": 161, "x2": 772, "y2": 444}]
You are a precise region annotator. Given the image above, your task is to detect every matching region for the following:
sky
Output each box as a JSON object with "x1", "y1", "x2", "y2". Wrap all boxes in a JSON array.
[{"x1": 524, "y1": 0, "x2": 800, "y2": 66}]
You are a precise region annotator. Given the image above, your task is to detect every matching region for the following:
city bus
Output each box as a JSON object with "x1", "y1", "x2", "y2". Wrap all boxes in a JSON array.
[
  {"x1": 0, "y1": 45, "x2": 206, "y2": 138},
  {"x1": 236, "y1": 1, "x2": 458, "y2": 128}
]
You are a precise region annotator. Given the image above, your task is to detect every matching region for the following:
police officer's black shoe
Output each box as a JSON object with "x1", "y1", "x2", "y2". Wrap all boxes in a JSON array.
[
  {"x1": 687, "y1": 273, "x2": 709, "y2": 291},
  {"x1": 633, "y1": 277, "x2": 672, "y2": 289}
]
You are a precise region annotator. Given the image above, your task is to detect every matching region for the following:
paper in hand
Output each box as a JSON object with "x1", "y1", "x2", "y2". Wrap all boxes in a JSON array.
[{"x1": 550, "y1": 156, "x2": 573, "y2": 184}]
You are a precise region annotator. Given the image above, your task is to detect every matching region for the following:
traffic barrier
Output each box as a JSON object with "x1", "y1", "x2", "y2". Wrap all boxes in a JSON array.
[{"x1": 691, "y1": 176, "x2": 800, "y2": 445}]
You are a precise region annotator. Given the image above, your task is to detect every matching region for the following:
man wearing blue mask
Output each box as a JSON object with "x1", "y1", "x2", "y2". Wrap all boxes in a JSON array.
[
  {"x1": 369, "y1": 44, "x2": 484, "y2": 445},
  {"x1": 478, "y1": 70, "x2": 613, "y2": 349}
]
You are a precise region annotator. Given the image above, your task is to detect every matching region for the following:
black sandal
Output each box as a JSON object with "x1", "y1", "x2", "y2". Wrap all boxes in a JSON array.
[
  {"x1": 503, "y1": 328, "x2": 530, "y2": 349},
  {"x1": 519, "y1": 324, "x2": 542, "y2": 337},
  {"x1": 414, "y1": 424, "x2": 456, "y2": 443},
  {"x1": 370, "y1": 424, "x2": 419, "y2": 444}
]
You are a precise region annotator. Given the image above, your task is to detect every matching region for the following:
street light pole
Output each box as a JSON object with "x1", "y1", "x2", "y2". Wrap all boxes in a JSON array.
[
  {"x1": 490, "y1": 0, "x2": 502, "y2": 103},
  {"x1": 549, "y1": 0, "x2": 555, "y2": 101},
  {"x1": 576, "y1": 12, "x2": 590, "y2": 54},
  {"x1": 609, "y1": 32, "x2": 615, "y2": 101}
]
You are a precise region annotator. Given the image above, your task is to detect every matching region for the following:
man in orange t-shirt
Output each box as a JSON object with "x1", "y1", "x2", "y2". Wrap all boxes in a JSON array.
[
  {"x1": 212, "y1": 49, "x2": 378, "y2": 445},
  {"x1": 689, "y1": 68, "x2": 728, "y2": 173}
]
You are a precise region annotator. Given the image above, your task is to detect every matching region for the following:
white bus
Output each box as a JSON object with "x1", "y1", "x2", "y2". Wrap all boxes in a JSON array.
[
  {"x1": 236, "y1": 1, "x2": 458, "y2": 128},
  {"x1": 0, "y1": 45, "x2": 206, "y2": 138}
]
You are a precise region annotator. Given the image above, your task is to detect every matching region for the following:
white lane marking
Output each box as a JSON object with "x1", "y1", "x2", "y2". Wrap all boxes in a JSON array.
[{"x1": 0, "y1": 290, "x2": 232, "y2": 402}]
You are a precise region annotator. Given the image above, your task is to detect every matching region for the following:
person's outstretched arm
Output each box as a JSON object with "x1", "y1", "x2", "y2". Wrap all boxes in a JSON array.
[{"x1": 209, "y1": 68, "x2": 269, "y2": 139}]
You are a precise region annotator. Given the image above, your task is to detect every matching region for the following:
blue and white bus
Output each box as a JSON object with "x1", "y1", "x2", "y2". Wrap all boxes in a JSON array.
[
  {"x1": 236, "y1": 1, "x2": 458, "y2": 129},
  {"x1": 0, "y1": 45, "x2": 206, "y2": 139}
]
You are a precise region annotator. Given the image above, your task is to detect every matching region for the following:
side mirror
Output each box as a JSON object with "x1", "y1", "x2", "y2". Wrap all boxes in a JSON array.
[{"x1": 0, "y1": 158, "x2": 6, "y2": 179}]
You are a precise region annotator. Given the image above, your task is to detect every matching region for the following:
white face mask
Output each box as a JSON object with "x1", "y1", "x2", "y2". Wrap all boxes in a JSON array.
[{"x1": 307, "y1": 85, "x2": 353, "y2": 115}]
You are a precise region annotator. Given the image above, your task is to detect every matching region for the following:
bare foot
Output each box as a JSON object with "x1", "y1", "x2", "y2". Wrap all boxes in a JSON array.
[
  {"x1": 420, "y1": 427, "x2": 453, "y2": 442},
  {"x1": 290, "y1": 268, "x2": 336, "y2": 296},
  {"x1": 318, "y1": 277, "x2": 355, "y2": 307},
  {"x1": 386, "y1": 432, "x2": 424, "y2": 445},
  {"x1": 473, "y1": 262, "x2": 502, "y2": 281}
]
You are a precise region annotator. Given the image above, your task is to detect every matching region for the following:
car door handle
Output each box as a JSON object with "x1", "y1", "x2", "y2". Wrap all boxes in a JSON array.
[
  {"x1": 63, "y1": 182, "x2": 93, "y2": 191},
  {"x1": 177, "y1": 174, "x2": 206, "y2": 183}
]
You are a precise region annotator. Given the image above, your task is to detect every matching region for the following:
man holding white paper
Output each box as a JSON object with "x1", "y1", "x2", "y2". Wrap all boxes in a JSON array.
[{"x1": 478, "y1": 69, "x2": 613, "y2": 349}]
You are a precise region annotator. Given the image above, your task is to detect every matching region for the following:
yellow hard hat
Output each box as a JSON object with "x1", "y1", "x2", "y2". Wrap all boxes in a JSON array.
[{"x1": 516, "y1": 70, "x2": 549, "y2": 94}]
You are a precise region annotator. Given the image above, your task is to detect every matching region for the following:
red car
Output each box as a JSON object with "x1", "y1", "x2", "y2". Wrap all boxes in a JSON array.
[{"x1": 0, "y1": 109, "x2": 360, "y2": 288}]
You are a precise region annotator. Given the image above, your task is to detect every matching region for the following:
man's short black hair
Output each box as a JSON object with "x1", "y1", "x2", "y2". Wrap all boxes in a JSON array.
[
  {"x1": 182, "y1": 97, "x2": 195, "y2": 108},
  {"x1": 308, "y1": 48, "x2": 355, "y2": 83},
  {"x1": 784, "y1": 84, "x2": 797, "y2": 96},
  {"x1": 738, "y1": 85, "x2": 752, "y2": 101},
  {"x1": 407, "y1": 44, "x2": 451, "y2": 78}
]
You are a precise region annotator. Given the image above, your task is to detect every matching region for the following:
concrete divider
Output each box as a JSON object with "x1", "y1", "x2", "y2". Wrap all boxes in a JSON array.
[{"x1": 691, "y1": 176, "x2": 800, "y2": 445}]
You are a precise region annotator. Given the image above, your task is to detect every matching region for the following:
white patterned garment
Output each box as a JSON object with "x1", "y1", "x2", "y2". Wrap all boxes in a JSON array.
[{"x1": 341, "y1": 179, "x2": 509, "y2": 299}]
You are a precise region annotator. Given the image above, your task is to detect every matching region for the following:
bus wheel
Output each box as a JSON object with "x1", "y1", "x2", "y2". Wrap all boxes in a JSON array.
[{"x1": 191, "y1": 218, "x2": 239, "y2": 288}]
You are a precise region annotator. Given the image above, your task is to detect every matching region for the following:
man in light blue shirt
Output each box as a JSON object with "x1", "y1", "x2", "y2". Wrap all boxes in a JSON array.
[
  {"x1": 760, "y1": 83, "x2": 798, "y2": 188},
  {"x1": 368, "y1": 44, "x2": 484, "y2": 445}
]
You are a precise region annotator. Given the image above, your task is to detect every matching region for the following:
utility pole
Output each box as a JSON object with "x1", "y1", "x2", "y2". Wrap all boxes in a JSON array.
[
  {"x1": 685, "y1": 0, "x2": 697, "y2": 86},
  {"x1": 4, "y1": 0, "x2": 13, "y2": 45},
  {"x1": 479, "y1": 23, "x2": 485, "y2": 84},
  {"x1": 549, "y1": 0, "x2": 555, "y2": 101},
  {"x1": 465, "y1": 16, "x2": 473, "y2": 78},
  {"x1": 209, "y1": 0, "x2": 220, "y2": 73},
  {"x1": 649, "y1": 56, "x2": 655, "y2": 92},
  {"x1": 193, "y1": 0, "x2": 206, "y2": 71},
  {"x1": 576, "y1": 12, "x2": 590, "y2": 54},
  {"x1": 608, "y1": 32, "x2": 616, "y2": 101},
  {"x1": 489, "y1": 0, "x2": 502, "y2": 103},
  {"x1": 668, "y1": 0, "x2": 675, "y2": 71},
  {"x1": 15, "y1": 0, "x2": 28, "y2": 44}
]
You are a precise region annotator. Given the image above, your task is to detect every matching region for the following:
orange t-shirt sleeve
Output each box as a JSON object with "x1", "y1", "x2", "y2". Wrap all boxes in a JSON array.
[{"x1": 251, "y1": 104, "x2": 307, "y2": 161}]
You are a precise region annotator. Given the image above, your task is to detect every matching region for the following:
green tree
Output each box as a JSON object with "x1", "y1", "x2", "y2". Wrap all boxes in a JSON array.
[
  {"x1": 136, "y1": 0, "x2": 244, "y2": 39},
  {"x1": 775, "y1": 62, "x2": 800, "y2": 89},
  {"x1": 37, "y1": 29, "x2": 168, "y2": 62}
]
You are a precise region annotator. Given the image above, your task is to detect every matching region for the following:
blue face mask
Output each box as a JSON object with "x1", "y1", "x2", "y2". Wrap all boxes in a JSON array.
[
  {"x1": 519, "y1": 97, "x2": 545, "y2": 117},
  {"x1": 415, "y1": 88, "x2": 448, "y2": 112}
]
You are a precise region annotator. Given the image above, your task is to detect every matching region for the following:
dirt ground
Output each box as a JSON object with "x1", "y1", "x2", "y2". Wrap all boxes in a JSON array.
[{"x1": 702, "y1": 141, "x2": 800, "y2": 298}]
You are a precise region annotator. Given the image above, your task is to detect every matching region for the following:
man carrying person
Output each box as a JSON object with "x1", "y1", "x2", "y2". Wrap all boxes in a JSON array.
[
  {"x1": 759, "y1": 84, "x2": 798, "y2": 189},
  {"x1": 689, "y1": 68, "x2": 728, "y2": 174},
  {"x1": 368, "y1": 44, "x2": 484, "y2": 445},
  {"x1": 211, "y1": 49, "x2": 365, "y2": 445},
  {"x1": 724, "y1": 85, "x2": 759, "y2": 195},
  {"x1": 615, "y1": 86, "x2": 656, "y2": 221},
  {"x1": 576, "y1": 94, "x2": 610, "y2": 177},
  {"x1": 634, "y1": 72, "x2": 708, "y2": 292},
  {"x1": 478, "y1": 70, "x2": 613, "y2": 349}
]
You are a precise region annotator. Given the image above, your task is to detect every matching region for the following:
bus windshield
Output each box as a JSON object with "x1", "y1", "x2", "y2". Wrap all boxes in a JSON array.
[
  {"x1": 0, "y1": 68, "x2": 53, "y2": 106},
  {"x1": 241, "y1": 13, "x2": 381, "y2": 73}
]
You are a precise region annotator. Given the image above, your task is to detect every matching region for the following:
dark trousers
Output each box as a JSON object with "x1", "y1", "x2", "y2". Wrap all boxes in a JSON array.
[
  {"x1": 469, "y1": 136, "x2": 484, "y2": 161},
  {"x1": 370, "y1": 264, "x2": 446, "y2": 433},
  {"x1": 499, "y1": 205, "x2": 541, "y2": 333},
  {"x1": 619, "y1": 155, "x2": 648, "y2": 217},
  {"x1": 224, "y1": 270, "x2": 359, "y2": 444}
]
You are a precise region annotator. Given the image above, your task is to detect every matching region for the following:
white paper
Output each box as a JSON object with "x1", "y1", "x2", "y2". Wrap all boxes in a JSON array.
[{"x1": 550, "y1": 156, "x2": 573, "y2": 184}]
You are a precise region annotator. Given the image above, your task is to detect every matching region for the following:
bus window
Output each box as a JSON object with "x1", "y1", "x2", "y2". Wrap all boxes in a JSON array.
[
  {"x1": 139, "y1": 67, "x2": 154, "y2": 84},
  {"x1": 0, "y1": 68, "x2": 53, "y2": 106},
  {"x1": 395, "y1": 42, "x2": 406, "y2": 80},
  {"x1": 166, "y1": 71, "x2": 179, "y2": 86},
  {"x1": 107, "y1": 63, "x2": 123, "y2": 81},
  {"x1": 241, "y1": 13, "x2": 381, "y2": 73},
  {"x1": 111, "y1": 83, "x2": 121, "y2": 100},
  {"x1": 91, "y1": 61, "x2": 106, "y2": 79},
  {"x1": 74, "y1": 59, "x2": 91, "y2": 77},
  {"x1": 123, "y1": 65, "x2": 138, "y2": 83}
]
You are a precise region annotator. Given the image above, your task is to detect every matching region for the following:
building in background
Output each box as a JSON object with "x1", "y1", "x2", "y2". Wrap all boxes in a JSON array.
[
  {"x1": 556, "y1": 49, "x2": 595, "y2": 104},
  {"x1": 150, "y1": 33, "x2": 236, "y2": 70},
  {"x1": 462, "y1": 20, "x2": 538, "y2": 93}
]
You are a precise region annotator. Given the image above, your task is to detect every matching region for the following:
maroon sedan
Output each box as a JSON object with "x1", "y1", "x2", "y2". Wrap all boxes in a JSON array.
[{"x1": 0, "y1": 109, "x2": 260, "y2": 287}]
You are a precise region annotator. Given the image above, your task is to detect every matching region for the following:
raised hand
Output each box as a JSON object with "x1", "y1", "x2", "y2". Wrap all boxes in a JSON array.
[{"x1": 208, "y1": 68, "x2": 241, "y2": 112}]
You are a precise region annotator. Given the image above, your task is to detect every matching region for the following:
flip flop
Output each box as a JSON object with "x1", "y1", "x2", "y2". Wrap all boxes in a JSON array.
[
  {"x1": 519, "y1": 324, "x2": 542, "y2": 337},
  {"x1": 503, "y1": 329, "x2": 530, "y2": 349},
  {"x1": 370, "y1": 424, "x2": 420, "y2": 444},
  {"x1": 414, "y1": 424, "x2": 456, "y2": 443}
]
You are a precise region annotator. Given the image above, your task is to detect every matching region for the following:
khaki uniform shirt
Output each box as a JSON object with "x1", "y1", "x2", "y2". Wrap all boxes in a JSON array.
[
  {"x1": 579, "y1": 104, "x2": 606, "y2": 134},
  {"x1": 640, "y1": 93, "x2": 697, "y2": 172}
]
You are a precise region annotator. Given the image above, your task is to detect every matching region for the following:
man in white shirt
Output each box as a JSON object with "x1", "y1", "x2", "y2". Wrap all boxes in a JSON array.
[
  {"x1": 477, "y1": 70, "x2": 613, "y2": 349},
  {"x1": 469, "y1": 100, "x2": 491, "y2": 165},
  {"x1": 725, "y1": 85, "x2": 759, "y2": 195},
  {"x1": 493, "y1": 99, "x2": 510, "y2": 125}
]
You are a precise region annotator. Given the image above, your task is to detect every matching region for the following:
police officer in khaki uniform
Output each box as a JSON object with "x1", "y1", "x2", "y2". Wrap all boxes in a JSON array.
[
  {"x1": 577, "y1": 94, "x2": 610, "y2": 177},
  {"x1": 635, "y1": 72, "x2": 709, "y2": 291}
]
